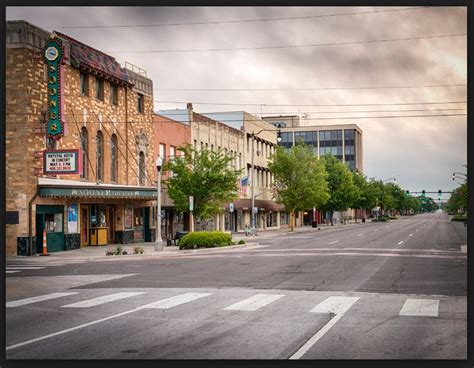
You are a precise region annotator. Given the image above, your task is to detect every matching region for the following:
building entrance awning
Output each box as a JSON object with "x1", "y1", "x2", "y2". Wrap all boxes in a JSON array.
[
  {"x1": 226, "y1": 198, "x2": 285, "y2": 212},
  {"x1": 38, "y1": 178, "x2": 157, "y2": 200}
]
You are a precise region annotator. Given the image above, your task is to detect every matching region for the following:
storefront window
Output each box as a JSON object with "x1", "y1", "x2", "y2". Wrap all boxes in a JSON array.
[
  {"x1": 45, "y1": 213, "x2": 63, "y2": 232},
  {"x1": 125, "y1": 205, "x2": 133, "y2": 229},
  {"x1": 280, "y1": 212, "x2": 289, "y2": 225}
]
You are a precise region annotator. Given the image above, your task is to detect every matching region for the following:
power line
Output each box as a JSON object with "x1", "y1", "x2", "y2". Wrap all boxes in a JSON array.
[
  {"x1": 155, "y1": 84, "x2": 467, "y2": 91},
  {"x1": 6, "y1": 108, "x2": 468, "y2": 117},
  {"x1": 45, "y1": 7, "x2": 430, "y2": 29},
  {"x1": 106, "y1": 33, "x2": 466, "y2": 54},
  {"x1": 154, "y1": 100, "x2": 467, "y2": 107}
]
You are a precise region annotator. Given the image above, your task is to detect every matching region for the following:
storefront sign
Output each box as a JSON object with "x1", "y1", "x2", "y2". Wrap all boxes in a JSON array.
[
  {"x1": 39, "y1": 187, "x2": 158, "y2": 199},
  {"x1": 44, "y1": 150, "x2": 80, "y2": 174},
  {"x1": 67, "y1": 203, "x2": 78, "y2": 233},
  {"x1": 44, "y1": 36, "x2": 64, "y2": 139},
  {"x1": 229, "y1": 203, "x2": 234, "y2": 212}
]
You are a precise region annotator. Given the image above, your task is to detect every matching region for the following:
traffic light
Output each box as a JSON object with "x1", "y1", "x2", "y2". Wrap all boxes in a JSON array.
[
  {"x1": 438, "y1": 190, "x2": 442, "y2": 200},
  {"x1": 452, "y1": 173, "x2": 455, "y2": 180}
]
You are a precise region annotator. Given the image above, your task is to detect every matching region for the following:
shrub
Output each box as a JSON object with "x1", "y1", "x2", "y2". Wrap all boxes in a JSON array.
[
  {"x1": 452, "y1": 215, "x2": 468, "y2": 222},
  {"x1": 105, "y1": 247, "x2": 114, "y2": 256},
  {"x1": 122, "y1": 249, "x2": 128, "y2": 255},
  {"x1": 238, "y1": 239, "x2": 246, "y2": 245},
  {"x1": 133, "y1": 246, "x2": 145, "y2": 254},
  {"x1": 114, "y1": 246, "x2": 123, "y2": 255},
  {"x1": 179, "y1": 231, "x2": 233, "y2": 250}
]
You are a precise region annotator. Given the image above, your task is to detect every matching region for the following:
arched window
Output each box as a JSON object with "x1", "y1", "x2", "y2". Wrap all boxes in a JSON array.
[
  {"x1": 111, "y1": 134, "x2": 118, "y2": 182},
  {"x1": 80, "y1": 127, "x2": 88, "y2": 179},
  {"x1": 96, "y1": 130, "x2": 104, "y2": 181},
  {"x1": 139, "y1": 151, "x2": 146, "y2": 185}
]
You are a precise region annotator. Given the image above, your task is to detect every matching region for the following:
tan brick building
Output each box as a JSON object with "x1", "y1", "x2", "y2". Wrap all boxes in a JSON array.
[
  {"x1": 159, "y1": 106, "x2": 285, "y2": 232},
  {"x1": 6, "y1": 20, "x2": 157, "y2": 255}
]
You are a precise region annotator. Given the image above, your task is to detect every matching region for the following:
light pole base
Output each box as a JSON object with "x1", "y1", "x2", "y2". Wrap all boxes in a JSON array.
[{"x1": 154, "y1": 240, "x2": 164, "y2": 251}]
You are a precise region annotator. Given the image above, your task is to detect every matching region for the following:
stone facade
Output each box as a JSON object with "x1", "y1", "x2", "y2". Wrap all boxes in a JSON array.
[{"x1": 6, "y1": 20, "x2": 156, "y2": 255}]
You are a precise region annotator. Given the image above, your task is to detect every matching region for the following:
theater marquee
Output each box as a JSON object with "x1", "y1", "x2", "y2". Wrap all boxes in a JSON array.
[{"x1": 44, "y1": 149, "x2": 81, "y2": 174}]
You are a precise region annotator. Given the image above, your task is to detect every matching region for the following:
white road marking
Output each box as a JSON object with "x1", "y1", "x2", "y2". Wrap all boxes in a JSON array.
[
  {"x1": 309, "y1": 296, "x2": 360, "y2": 315},
  {"x1": 6, "y1": 271, "x2": 20, "y2": 274},
  {"x1": 327, "y1": 240, "x2": 339, "y2": 245},
  {"x1": 6, "y1": 267, "x2": 45, "y2": 270},
  {"x1": 61, "y1": 292, "x2": 146, "y2": 308},
  {"x1": 398, "y1": 241, "x2": 404, "y2": 245},
  {"x1": 224, "y1": 294, "x2": 285, "y2": 311},
  {"x1": 399, "y1": 298, "x2": 439, "y2": 317},
  {"x1": 357, "y1": 234, "x2": 364, "y2": 237},
  {"x1": 290, "y1": 296, "x2": 359, "y2": 359},
  {"x1": 142, "y1": 292, "x2": 212, "y2": 309},
  {"x1": 7, "y1": 292, "x2": 79, "y2": 308},
  {"x1": 6, "y1": 305, "x2": 146, "y2": 351},
  {"x1": 409, "y1": 234, "x2": 413, "y2": 237}
]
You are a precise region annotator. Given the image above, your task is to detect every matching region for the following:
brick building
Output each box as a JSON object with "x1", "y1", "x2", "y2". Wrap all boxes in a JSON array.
[
  {"x1": 6, "y1": 20, "x2": 157, "y2": 255},
  {"x1": 159, "y1": 105, "x2": 285, "y2": 232},
  {"x1": 153, "y1": 113, "x2": 191, "y2": 240}
]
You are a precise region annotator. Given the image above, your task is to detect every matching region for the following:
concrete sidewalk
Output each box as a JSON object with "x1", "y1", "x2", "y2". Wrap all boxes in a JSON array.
[{"x1": 7, "y1": 220, "x2": 370, "y2": 263}]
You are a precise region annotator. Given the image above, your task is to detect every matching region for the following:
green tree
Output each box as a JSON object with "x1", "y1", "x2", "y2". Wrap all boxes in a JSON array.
[
  {"x1": 352, "y1": 172, "x2": 378, "y2": 221},
  {"x1": 162, "y1": 145, "x2": 242, "y2": 223},
  {"x1": 268, "y1": 144, "x2": 329, "y2": 231},
  {"x1": 320, "y1": 154, "x2": 358, "y2": 224},
  {"x1": 446, "y1": 182, "x2": 467, "y2": 214}
]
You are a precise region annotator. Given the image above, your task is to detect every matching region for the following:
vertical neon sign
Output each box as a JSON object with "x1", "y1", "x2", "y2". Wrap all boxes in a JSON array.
[{"x1": 44, "y1": 36, "x2": 63, "y2": 139}]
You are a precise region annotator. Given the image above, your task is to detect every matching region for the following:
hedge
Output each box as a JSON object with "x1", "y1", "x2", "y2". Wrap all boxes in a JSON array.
[{"x1": 179, "y1": 231, "x2": 233, "y2": 250}]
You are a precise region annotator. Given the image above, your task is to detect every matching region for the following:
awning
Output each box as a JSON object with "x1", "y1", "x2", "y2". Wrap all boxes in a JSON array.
[
  {"x1": 38, "y1": 178, "x2": 157, "y2": 200},
  {"x1": 226, "y1": 198, "x2": 285, "y2": 212}
]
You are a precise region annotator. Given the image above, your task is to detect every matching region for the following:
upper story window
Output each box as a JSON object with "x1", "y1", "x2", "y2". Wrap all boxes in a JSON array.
[
  {"x1": 170, "y1": 146, "x2": 176, "y2": 160},
  {"x1": 159, "y1": 143, "x2": 166, "y2": 163},
  {"x1": 96, "y1": 130, "x2": 104, "y2": 181},
  {"x1": 137, "y1": 93, "x2": 144, "y2": 113},
  {"x1": 80, "y1": 127, "x2": 89, "y2": 179},
  {"x1": 139, "y1": 151, "x2": 146, "y2": 185},
  {"x1": 111, "y1": 134, "x2": 118, "y2": 182},
  {"x1": 80, "y1": 72, "x2": 89, "y2": 96},
  {"x1": 110, "y1": 84, "x2": 118, "y2": 106},
  {"x1": 95, "y1": 77, "x2": 104, "y2": 101}
]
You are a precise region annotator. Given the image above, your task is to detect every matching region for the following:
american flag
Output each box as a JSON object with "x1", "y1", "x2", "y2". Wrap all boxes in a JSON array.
[{"x1": 238, "y1": 176, "x2": 249, "y2": 198}]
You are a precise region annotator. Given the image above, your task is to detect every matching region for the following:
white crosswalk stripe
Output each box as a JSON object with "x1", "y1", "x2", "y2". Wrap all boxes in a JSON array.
[
  {"x1": 7, "y1": 292, "x2": 79, "y2": 308},
  {"x1": 6, "y1": 271, "x2": 20, "y2": 274},
  {"x1": 399, "y1": 298, "x2": 439, "y2": 317},
  {"x1": 309, "y1": 296, "x2": 360, "y2": 315},
  {"x1": 61, "y1": 292, "x2": 146, "y2": 308},
  {"x1": 223, "y1": 294, "x2": 285, "y2": 311},
  {"x1": 142, "y1": 292, "x2": 212, "y2": 309},
  {"x1": 7, "y1": 267, "x2": 45, "y2": 270}
]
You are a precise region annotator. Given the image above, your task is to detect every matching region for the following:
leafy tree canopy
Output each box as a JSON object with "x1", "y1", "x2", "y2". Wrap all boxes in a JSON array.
[
  {"x1": 268, "y1": 144, "x2": 330, "y2": 229},
  {"x1": 162, "y1": 145, "x2": 242, "y2": 220}
]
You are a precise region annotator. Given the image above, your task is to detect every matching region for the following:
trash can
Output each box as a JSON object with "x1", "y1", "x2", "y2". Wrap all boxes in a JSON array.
[
  {"x1": 175, "y1": 231, "x2": 189, "y2": 246},
  {"x1": 312, "y1": 221, "x2": 318, "y2": 228}
]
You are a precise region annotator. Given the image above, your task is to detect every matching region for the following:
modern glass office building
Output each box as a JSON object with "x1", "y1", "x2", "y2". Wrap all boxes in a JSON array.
[{"x1": 264, "y1": 117, "x2": 363, "y2": 172}]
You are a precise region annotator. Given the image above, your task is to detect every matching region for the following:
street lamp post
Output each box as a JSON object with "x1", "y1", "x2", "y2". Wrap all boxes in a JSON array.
[
  {"x1": 155, "y1": 157, "x2": 164, "y2": 251},
  {"x1": 250, "y1": 129, "x2": 281, "y2": 232}
]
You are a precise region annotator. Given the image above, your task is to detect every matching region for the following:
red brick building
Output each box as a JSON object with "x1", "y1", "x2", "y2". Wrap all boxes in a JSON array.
[{"x1": 153, "y1": 113, "x2": 191, "y2": 240}]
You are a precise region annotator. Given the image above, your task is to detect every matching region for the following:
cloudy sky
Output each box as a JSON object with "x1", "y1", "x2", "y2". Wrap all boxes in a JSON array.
[{"x1": 7, "y1": 6, "x2": 467, "y2": 199}]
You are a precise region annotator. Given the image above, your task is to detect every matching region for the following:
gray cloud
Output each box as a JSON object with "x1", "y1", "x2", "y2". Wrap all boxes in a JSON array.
[{"x1": 6, "y1": 6, "x2": 467, "y2": 195}]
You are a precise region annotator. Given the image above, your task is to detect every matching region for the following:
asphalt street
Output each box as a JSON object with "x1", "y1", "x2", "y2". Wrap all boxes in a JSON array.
[{"x1": 5, "y1": 212, "x2": 467, "y2": 359}]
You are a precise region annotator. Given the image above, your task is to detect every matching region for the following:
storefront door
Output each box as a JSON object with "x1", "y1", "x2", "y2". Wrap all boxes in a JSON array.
[
  {"x1": 133, "y1": 207, "x2": 144, "y2": 242},
  {"x1": 81, "y1": 206, "x2": 89, "y2": 246},
  {"x1": 36, "y1": 205, "x2": 65, "y2": 253}
]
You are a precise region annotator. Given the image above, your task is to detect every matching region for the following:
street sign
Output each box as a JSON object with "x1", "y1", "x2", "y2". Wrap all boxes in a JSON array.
[
  {"x1": 253, "y1": 206, "x2": 258, "y2": 214},
  {"x1": 189, "y1": 196, "x2": 194, "y2": 211},
  {"x1": 229, "y1": 203, "x2": 234, "y2": 212}
]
